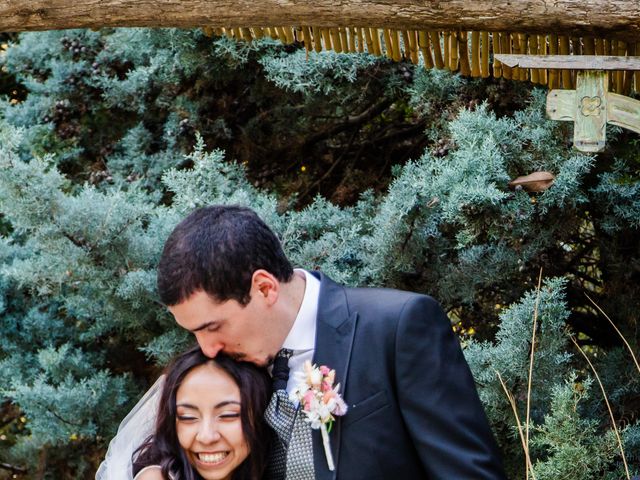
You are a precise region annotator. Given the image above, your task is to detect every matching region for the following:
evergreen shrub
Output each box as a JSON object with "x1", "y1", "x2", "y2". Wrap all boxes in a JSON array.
[{"x1": 0, "y1": 28, "x2": 638, "y2": 478}]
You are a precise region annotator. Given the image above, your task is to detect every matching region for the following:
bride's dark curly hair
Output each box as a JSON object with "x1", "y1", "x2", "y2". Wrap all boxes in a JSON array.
[{"x1": 132, "y1": 345, "x2": 272, "y2": 480}]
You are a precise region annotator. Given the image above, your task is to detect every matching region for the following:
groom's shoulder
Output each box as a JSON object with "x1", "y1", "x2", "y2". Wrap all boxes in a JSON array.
[
  {"x1": 315, "y1": 271, "x2": 440, "y2": 314},
  {"x1": 344, "y1": 284, "x2": 438, "y2": 314}
]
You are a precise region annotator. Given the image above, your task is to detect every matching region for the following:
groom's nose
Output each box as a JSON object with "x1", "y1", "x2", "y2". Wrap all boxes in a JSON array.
[{"x1": 200, "y1": 340, "x2": 224, "y2": 358}]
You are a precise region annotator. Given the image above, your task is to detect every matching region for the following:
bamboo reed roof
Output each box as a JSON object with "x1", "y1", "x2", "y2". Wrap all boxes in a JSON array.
[
  {"x1": 1, "y1": 0, "x2": 638, "y2": 94},
  {"x1": 210, "y1": 27, "x2": 640, "y2": 95}
]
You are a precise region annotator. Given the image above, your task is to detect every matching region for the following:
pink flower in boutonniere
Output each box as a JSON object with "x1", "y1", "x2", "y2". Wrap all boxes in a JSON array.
[{"x1": 291, "y1": 360, "x2": 348, "y2": 471}]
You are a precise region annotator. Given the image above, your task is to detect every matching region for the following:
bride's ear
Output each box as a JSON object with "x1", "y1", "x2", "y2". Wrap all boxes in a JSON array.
[{"x1": 250, "y1": 270, "x2": 279, "y2": 306}]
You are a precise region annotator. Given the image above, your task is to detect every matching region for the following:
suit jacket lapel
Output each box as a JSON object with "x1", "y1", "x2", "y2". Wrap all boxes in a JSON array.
[{"x1": 310, "y1": 272, "x2": 358, "y2": 480}]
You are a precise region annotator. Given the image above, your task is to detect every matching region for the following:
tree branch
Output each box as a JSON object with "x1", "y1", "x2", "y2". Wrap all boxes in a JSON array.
[
  {"x1": 0, "y1": 462, "x2": 27, "y2": 474},
  {"x1": 300, "y1": 98, "x2": 393, "y2": 150}
]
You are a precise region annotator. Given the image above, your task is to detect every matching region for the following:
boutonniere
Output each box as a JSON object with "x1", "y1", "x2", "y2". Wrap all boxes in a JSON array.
[{"x1": 290, "y1": 360, "x2": 348, "y2": 471}]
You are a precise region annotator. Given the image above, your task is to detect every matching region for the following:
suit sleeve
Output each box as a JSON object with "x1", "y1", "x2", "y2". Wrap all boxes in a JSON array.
[{"x1": 394, "y1": 295, "x2": 506, "y2": 479}]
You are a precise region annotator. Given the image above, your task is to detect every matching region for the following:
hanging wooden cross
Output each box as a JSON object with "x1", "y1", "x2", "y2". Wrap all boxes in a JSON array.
[{"x1": 496, "y1": 54, "x2": 640, "y2": 153}]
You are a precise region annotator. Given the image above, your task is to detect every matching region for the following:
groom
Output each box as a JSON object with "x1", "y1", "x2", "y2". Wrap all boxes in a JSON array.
[{"x1": 157, "y1": 205, "x2": 506, "y2": 479}]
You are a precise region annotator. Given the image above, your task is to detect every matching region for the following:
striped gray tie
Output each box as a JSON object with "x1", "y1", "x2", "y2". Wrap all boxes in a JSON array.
[{"x1": 264, "y1": 349, "x2": 315, "y2": 480}]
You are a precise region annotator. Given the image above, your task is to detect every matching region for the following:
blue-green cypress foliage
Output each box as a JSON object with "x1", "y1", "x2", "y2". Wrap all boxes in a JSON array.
[{"x1": 0, "y1": 27, "x2": 638, "y2": 478}]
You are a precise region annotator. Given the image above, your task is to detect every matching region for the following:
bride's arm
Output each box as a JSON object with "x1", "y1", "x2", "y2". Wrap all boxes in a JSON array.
[{"x1": 133, "y1": 465, "x2": 164, "y2": 480}]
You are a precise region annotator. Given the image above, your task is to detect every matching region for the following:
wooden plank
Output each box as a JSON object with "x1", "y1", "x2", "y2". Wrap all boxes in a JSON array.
[
  {"x1": 4, "y1": 0, "x2": 640, "y2": 38},
  {"x1": 547, "y1": 89, "x2": 576, "y2": 121},
  {"x1": 495, "y1": 54, "x2": 640, "y2": 70},
  {"x1": 574, "y1": 71, "x2": 608, "y2": 152},
  {"x1": 607, "y1": 92, "x2": 640, "y2": 134}
]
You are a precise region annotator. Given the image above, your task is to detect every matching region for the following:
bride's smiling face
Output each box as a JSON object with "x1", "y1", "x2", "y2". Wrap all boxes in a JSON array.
[{"x1": 175, "y1": 362, "x2": 249, "y2": 480}]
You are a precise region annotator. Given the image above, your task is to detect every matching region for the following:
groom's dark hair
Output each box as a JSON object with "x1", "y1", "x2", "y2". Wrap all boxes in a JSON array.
[{"x1": 158, "y1": 205, "x2": 293, "y2": 306}]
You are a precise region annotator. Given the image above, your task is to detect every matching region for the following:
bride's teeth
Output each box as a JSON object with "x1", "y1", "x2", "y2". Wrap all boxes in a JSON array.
[{"x1": 198, "y1": 452, "x2": 228, "y2": 463}]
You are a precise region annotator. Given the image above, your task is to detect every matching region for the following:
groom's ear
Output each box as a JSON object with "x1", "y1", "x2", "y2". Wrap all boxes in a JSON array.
[{"x1": 250, "y1": 269, "x2": 279, "y2": 306}]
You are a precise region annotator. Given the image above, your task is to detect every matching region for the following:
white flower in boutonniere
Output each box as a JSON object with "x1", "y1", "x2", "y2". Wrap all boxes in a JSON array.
[{"x1": 290, "y1": 360, "x2": 348, "y2": 471}]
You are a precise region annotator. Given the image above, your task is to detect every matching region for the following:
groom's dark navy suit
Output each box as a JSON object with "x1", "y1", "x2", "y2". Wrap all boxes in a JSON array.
[{"x1": 309, "y1": 272, "x2": 505, "y2": 479}]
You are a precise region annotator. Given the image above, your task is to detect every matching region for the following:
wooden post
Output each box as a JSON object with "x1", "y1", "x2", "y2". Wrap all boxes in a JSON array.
[
  {"x1": 547, "y1": 71, "x2": 610, "y2": 151},
  {"x1": 574, "y1": 71, "x2": 608, "y2": 151},
  {"x1": 498, "y1": 54, "x2": 640, "y2": 152}
]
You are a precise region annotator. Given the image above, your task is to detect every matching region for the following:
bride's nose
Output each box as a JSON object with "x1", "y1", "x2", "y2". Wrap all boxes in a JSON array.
[{"x1": 196, "y1": 419, "x2": 222, "y2": 444}]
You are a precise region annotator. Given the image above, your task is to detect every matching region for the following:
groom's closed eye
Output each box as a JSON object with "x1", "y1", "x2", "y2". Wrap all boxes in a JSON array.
[{"x1": 190, "y1": 320, "x2": 222, "y2": 333}]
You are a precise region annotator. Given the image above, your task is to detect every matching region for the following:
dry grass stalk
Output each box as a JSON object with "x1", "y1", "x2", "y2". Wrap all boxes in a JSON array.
[
  {"x1": 569, "y1": 336, "x2": 631, "y2": 480},
  {"x1": 585, "y1": 293, "x2": 640, "y2": 376},
  {"x1": 496, "y1": 370, "x2": 537, "y2": 479},
  {"x1": 525, "y1": 268, "x2": 543, "y2": 480}
]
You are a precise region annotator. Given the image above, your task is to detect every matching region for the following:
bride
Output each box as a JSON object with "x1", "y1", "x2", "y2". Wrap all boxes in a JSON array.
[{"x1": 96, "y1": 345, "x2": 272, "y2": 480}]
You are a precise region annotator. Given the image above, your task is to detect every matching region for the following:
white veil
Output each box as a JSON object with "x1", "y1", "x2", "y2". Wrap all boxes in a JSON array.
[{"x1": 95, "y1": 375, "x2": 165, "y2": 480}]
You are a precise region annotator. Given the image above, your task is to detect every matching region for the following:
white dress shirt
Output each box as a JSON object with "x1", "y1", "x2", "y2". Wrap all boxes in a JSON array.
[{"x1": 280, "y1": 269, "x2": 320, "y2": 394}]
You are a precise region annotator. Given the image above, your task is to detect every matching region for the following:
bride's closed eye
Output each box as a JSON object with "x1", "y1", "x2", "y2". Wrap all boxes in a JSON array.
[
  {"x1": 177, "y1": 415, "x2": 199, "y2": 422},
  {"x1": 176, "y1": 411, "x2": 239, "y2": 422},
  {"x1": 218, "y1": 412, "x2": 241, "y2": 421}
]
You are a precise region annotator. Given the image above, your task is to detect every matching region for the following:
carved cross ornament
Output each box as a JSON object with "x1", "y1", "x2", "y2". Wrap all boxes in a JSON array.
[{"x1": 496, "y1": 55, "x2": 640, "y2": 153}]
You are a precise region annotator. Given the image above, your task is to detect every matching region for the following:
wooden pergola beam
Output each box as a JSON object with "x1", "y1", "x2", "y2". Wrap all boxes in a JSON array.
[{"x1": 1, "y1": 0, "x2": 640, "y2": 41}]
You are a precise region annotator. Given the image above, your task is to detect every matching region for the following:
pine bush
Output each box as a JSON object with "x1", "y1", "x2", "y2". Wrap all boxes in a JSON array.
[{"x1": 0, "y1": 28, "x2": 638, "y2": 478}]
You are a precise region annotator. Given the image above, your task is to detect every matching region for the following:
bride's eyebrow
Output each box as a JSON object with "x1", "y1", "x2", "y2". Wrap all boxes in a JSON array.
[
  {"x1": 215, "y1": 400, "x2": 241, "y2": 409},
  {"x1": 176, "y1": 400, "x2": 241, "y2": 409}
]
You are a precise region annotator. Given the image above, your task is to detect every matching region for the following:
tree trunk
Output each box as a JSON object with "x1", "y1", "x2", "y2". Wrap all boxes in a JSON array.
[{"x1": 1, "y1": 1, "x2": 640, "y2": 41}]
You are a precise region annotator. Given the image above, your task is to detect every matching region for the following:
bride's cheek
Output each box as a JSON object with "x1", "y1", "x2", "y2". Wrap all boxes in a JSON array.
[{"x1": 176, "y1": 424, "x2": 194, "y2": 448}]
